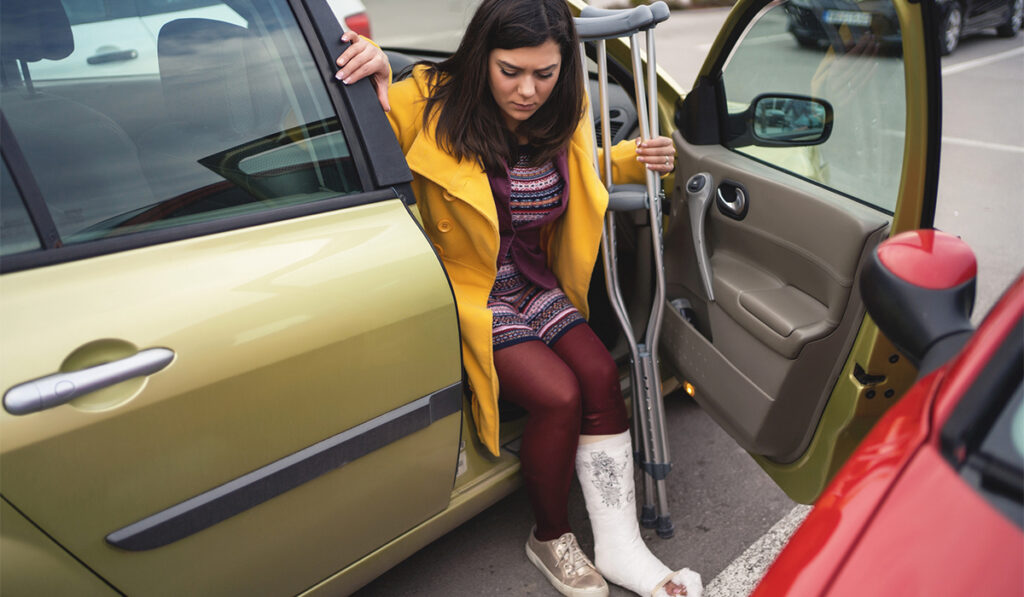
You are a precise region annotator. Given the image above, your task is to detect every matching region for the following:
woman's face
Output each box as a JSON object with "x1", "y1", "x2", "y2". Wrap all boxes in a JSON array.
[{"x1": 487, "y1": 40, "x2": 562, "y2": 132}]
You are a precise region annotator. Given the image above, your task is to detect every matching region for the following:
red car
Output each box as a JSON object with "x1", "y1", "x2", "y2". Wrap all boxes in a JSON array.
[{"x1": 753, "y1": 230, "x2": 1024, "y2": 596}]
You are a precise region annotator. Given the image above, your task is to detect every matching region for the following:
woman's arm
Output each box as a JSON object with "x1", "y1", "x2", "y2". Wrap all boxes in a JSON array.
[{"x1": 335, "y1": 30, "x2": 392, "y2": 112}]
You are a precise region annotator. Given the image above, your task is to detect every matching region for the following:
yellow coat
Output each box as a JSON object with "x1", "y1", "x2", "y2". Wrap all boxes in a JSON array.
[{"x1": 387, "y1": 66, "x2": 648, "y2": 457}]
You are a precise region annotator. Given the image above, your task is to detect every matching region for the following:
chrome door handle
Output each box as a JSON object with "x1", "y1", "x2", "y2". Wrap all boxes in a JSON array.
[
  {"x1": 716, "y1": 184, "x2": 748, "y2": 219},
  {"x1": 4, "y1": 348, "x2": 174, "y2": 415}
]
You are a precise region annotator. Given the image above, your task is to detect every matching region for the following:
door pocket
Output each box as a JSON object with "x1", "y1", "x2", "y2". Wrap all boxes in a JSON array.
[{"x1": 711, "y1": 252, "x2": 836, "y2": 359}]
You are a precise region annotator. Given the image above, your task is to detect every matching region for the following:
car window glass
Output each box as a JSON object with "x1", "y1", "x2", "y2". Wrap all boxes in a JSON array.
[
  {"x1": 2, "y1": 0, "x2": 360, "y2": 252},
  {"x1": 720, "y1": 0, "x2": 906, "y2": 213},
  {"x1": 0, "y1": 161, "x2": 42, "y2": 256}
]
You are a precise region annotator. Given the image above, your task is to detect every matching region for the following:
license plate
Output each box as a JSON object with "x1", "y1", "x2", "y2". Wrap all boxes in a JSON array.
[{"x1": 823, "y1": 9, "x2": 872, "y2": 26}]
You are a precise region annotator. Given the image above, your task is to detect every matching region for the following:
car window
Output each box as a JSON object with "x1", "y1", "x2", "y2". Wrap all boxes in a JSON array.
[
  {"x1": 2, "y1": 0, "x2": 359, "y2": 254},
  {"x1": 720, "y1": 0, "x2": 906, "y2": 213},
  {"x1": 0, "y1": 162, "x2": 41, "y2": 256}
]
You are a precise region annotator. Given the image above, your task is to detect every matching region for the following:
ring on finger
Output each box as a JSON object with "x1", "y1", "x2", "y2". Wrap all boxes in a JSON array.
[{"x1": 664, "y1": 156, "x2": 670, "y2": 166}]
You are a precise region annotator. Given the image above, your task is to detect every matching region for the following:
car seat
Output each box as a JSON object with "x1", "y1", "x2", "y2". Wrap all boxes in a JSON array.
[
  {"x1": 0, "y1": 0, "x2": 155, "y2": 240},
  {"x1": 137, "y1": 17, "x2": 288, "y2": 202}
]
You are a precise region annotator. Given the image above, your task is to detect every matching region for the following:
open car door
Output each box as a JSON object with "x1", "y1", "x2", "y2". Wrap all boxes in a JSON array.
[{"x1": 593, "y1": 0, "x2": 942, "y2": 502}]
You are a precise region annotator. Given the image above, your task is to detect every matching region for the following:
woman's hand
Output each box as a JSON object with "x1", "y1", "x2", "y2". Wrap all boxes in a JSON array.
[
  {"x1": 335, "y1": 30, "x2": 392, "y2": 112},
  {"x1": 635, "y1": 136, "x2": 675, "y2": 174}
]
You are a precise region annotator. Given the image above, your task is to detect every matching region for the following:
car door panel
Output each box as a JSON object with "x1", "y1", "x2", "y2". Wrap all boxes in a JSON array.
[
  {"x1": 0, "y1": 200, "x2": 461, "y2": 595},
  {"x1": 665, "y1": 134, "x2": 889, "y2": 461},
  {"x1": 648, "y1": 0, "x2": 940, "y2": 498}
]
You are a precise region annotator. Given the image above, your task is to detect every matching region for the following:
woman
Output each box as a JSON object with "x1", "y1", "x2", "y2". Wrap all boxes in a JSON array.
[{"x1": 336, "y1": 2, "x2": 701, "y2": 596}]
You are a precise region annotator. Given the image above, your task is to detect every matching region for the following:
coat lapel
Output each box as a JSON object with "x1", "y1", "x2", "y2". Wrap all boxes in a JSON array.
[{"x1": 404, "y1": 126, "x2": 499, "y2": 229}]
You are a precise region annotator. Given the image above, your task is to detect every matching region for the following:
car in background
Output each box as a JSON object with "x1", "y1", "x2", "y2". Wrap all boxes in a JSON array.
[
  {"x1": 329, "y1": 0, "x2": 371, "y2": 38},
  {"x1": 0, "y1": 0, "x2": 950, "y2": 593},
  {"x1": 785, "y1": 0, "x2": 1023, "y2": 55},
  {"x1": 28, "y1": 0, "x2": 370, "y2": 80},
  {"x1": 752, "y1": 230, "x2": 1024, "y2": 596}
]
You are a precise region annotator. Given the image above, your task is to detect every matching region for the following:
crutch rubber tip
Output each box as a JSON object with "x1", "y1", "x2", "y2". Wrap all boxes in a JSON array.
[
  {"x1": 655, "y1": 516, "x2": 675, "y2": 539},
  {"x1": 641, "y1": 505, "x2": 658, "y2": 529}
]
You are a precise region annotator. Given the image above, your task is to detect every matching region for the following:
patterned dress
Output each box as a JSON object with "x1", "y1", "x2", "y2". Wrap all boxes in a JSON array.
[{"x1": 489, "y1": 148, "x2": 585, "y2": 350}]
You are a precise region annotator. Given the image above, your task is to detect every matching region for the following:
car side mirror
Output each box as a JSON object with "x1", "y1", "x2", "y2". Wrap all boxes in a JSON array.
[
  {"x1": 725, "y1": 94, "x2": 834, "y2": 148},
  {"x1": 860, "y1": 230, "x2": 977, "y2": 375}
]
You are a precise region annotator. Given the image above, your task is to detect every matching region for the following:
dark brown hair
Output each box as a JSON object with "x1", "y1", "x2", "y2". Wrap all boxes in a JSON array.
[{"x1": 421, "y1": 0, "x2": 585, "y2": 173}]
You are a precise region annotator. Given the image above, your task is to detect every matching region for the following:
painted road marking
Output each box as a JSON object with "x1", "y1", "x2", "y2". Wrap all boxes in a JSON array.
[
  {"x1": 942, "y1": 136, "x2": 1024, "y2": 154},
  {"x1": 705, "y1": 504, "x2": 813, "y2": 597},
  {"x1": 942, "y1": 46, "x2": 1024, "y2": 76}
]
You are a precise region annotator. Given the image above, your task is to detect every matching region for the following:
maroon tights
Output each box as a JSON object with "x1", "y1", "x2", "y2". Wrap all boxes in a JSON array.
[{"x1": 494, "y1": 323, "x2": 629, "y2": 541}]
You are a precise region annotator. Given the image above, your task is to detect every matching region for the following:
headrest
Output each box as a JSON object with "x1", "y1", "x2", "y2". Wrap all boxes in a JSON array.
[
  {"x1": 1, "y1": 0, "x2": 74, "y2": 63},
  {"x1": 157, "y1": 18, "x2": 283, "y2": 136}
]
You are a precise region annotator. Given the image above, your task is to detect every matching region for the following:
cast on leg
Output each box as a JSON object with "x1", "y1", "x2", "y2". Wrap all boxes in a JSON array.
[{"x1": 576, "y1": 432, "x2": 703, "y2": 597}]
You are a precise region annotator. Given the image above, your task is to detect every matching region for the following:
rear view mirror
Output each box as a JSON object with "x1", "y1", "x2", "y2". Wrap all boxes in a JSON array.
[
  {"x1": 753, "y1": 96, "x2": 830, "y2": 143},
  {"x1": 726, "y1": 94, "x2": 833, "y2": 148}
]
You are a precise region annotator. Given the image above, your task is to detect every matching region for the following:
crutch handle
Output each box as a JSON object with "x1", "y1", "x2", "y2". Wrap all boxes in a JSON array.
[
  {"x1": 606, "y1": 184, "x2": 649, "y2": 212},
  {"x1": 574, "y1": 5, "x2": 654, "y2": 41},
  {"x1": 580, "y1": 1, "x2": 670, "y2": 28}
]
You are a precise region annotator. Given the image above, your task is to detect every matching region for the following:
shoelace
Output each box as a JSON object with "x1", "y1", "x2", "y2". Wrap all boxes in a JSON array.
[{"x1": 556, "y1": 535, "x2": 592, "y2": 576}]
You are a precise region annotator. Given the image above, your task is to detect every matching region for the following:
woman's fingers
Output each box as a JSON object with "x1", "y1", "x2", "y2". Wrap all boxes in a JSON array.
[
  {"x1": 335, "y1": 40, "x2": 377, "y2": 82},
  {"x1": 335, "y1": 30, "x2": 365, "y2": 73},
  {"x1": 635, "y1": 136, "x2": 676, "y2": 173},
  {"x1": 334, "y1": 31, "x2": 391, "y2": 111},
  {"x1": 374, "y1": 76, "x2": 392, "y2": 112}
]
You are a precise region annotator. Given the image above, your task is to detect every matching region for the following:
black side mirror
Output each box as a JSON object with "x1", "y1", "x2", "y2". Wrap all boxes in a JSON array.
[
  {"x1": 860, "y1": 230, "x2": 977, "y2": 375},
  {"x1": 725, "y1": 94, "x2": 834, "y2": 148}
]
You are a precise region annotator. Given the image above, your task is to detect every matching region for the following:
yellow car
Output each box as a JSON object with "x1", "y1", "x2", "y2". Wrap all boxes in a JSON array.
[{"x1": 0, "y1": 0, "x2": 943, "y2": 594}]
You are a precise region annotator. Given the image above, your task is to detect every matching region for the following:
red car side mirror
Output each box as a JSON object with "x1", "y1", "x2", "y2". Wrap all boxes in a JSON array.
[{"x1": 860, "y1": 229, "x2": 978, "y2": 374}]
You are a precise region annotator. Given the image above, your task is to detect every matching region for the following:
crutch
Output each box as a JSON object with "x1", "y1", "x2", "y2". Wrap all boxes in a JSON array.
[{"x1": 574, "y1": 1, "x2": 674, "y2": 539}]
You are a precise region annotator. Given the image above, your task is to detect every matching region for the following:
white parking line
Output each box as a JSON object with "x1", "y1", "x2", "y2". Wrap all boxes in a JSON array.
[
  {"x1": 942, "y1": 46, "x2": 1024, "y2": 76},
  {"x1": 942, "y1": 136, "x2": 1024, "y2": 154},
  {"x1": 739, "y1": 33, "x2": 795, "y2": 47},
  {"x1": 705, "y1": 504, "x2": 813, "y2": 597},
  {"x1": 880, "y1": 127, "x2": 1024, "y2": 155}
]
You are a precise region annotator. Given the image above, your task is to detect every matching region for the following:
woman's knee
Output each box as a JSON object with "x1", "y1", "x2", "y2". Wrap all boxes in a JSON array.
[
  {"x1": 588, "y1": 351, "x2": 620, "y2": 389},
  {"x1": 534, "y1": 381, "x2": 583, "y2": 422}
]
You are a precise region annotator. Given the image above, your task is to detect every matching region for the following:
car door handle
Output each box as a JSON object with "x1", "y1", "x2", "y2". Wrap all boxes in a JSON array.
[
  {"x1": 716, "y1": 182, "x2": 748, "y2": 219},
  {"x1": 3, "y1": 348, "x2": 174, "y2": 415},
  {"x1": 685, "y1": 172, "x2": 715, "y2": 301},
  {"x1": 86, "y1": 48, "x2": 139, "y2": 65}
]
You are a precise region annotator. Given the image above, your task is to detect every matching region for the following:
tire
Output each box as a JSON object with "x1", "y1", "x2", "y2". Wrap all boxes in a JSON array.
[
  {"x1": 996, "y1": 0, "x2": 1023, "y2": 37},
  {"x1": 940, "y1": 3, "x2": 963, "y2": 55},
  {"x1": 792, "y1": 33, "x2": 821, "y2": 49}
]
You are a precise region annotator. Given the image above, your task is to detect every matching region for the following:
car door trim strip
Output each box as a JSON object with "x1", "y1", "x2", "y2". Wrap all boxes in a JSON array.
[
  {"x1": 105, "y1": 382, "x2": 463, "y2": 551},
  {"x1": 0, "y1": 111, "x2": 62, "y2": 250}
]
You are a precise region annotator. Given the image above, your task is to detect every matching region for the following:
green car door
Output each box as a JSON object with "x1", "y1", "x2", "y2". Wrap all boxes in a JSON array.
[
  {"x1": 0, "y1": 0, "x2": 461, "y2": 594},
  {"x1": 640, "y1": 0, "x2": 941, "y2": 502}
]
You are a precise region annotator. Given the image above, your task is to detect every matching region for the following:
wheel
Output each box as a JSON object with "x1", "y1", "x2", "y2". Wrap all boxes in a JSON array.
[
  {"x1": 996, "y1": 0, "x2": 1023, "y2": 37},
  {"x1": 939, "y1": 3, "x2": 963, "y2": 55}
]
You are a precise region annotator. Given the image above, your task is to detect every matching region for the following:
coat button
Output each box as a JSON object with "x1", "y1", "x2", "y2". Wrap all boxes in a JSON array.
[
  {"x1": 442, "y1": 192, "x2": 456, "y2": 202},
  {"x1": 437, "y1": 219, "x2": 453, "y2": 232}
]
